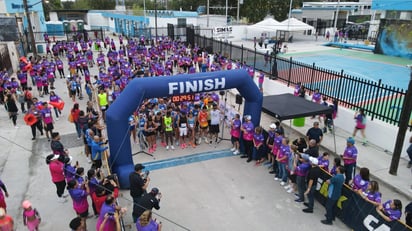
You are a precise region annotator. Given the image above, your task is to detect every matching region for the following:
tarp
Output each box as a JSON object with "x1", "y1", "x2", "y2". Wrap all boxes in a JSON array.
[
  {"x1": 262, "y1": 93, "x2": 333, "y2": 121},
  {"x1": 246, "y1": 16, "x2": 281, "y2": 39},
  {"x1": 278, "y1": 18, "x2": 315, "y2": 32}
]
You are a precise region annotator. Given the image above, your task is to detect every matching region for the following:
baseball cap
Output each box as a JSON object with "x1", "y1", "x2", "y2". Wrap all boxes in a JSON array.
[
  {"x1": 151, "y1": 187, "x2": 159, "y2": 195},
  {"x1": 134, "y1": 163, "x2": 145, "y2": 171},
  {"x1": 22, "y1": 200, "x2": 32, "y2": 209},
  {"x1": 269, "y1": 123, "x2": 276, "y2": 129},
  {"x1": 245, "y1": 115, "x2": 252, "y2": 120},
  {"x1": 347, "y1": 137, "x2": 355, "y2": 145},
  {"x1": 309, "y1": 157, "x2": 319, "y2": 165}
]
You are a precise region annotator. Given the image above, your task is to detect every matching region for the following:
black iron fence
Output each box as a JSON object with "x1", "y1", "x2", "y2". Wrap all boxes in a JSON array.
[{"x1": 193, "y1": 34, "x2": 407, "y2": 126}]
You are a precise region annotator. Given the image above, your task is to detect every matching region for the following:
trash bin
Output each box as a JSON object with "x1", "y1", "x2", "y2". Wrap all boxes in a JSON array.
[
  {"x1": 293, "y1": 117, "x2": 305, "y2": 127},
  {"x1": 36, "y1": 44, "x2": 44, "y2": 54}
]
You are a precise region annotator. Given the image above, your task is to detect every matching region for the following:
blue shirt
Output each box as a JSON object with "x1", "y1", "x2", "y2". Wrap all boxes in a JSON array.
[{"x1": 328, "y1": 173, "x2": 344, "y2": 200}]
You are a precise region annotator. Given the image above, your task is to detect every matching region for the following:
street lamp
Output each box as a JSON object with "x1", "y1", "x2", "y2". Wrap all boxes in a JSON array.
[{"x1": 23, "y1": 0, "x2": 47, "y2": 57}]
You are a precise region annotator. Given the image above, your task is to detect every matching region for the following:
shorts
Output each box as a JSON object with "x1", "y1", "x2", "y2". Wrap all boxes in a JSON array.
[
  {"x1": 100, "y1": 105, "x2": 108, "y2": 111},
  {"x1": 200, "y1": 125, "x2": 208, "y2": 130},
  {"x1": 70, "y1": 90, "x2": 76, "y2": 96},
  {"x1": 44, "y1": 123, "x2": 54, "y2": 131},
  {"x1": 179, "y1": 127, "x2": 188, "y2": 136},
  {"x1": 78, "y1": 209, "x2": 89, "y2": 218},
  {"x1": 209, "y1": 124, "x2": 219, "y2": 134},
  {"x1": 288, "y1": 173, "x2": 297, "y2": 183},
  {"x1": 231, "y1": 136, "x2": 239, "y2": 143}
]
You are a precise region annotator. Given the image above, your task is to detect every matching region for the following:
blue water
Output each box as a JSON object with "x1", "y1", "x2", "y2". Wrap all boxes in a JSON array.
[
  {"x1": 293, "y1": 55, "x2": 410, "y2": 90},
  {"x1": 142, "y1": 149, "x2": 234, "y2": 171}
]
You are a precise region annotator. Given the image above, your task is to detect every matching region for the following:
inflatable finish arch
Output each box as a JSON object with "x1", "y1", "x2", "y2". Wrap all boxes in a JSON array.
[{"x1": 106, "y1": 69, "x2": 263, "y2": 188}]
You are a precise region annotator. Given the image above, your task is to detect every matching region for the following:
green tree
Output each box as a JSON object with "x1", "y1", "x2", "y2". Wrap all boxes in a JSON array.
[
  {"x1": 87, "y1": 0, "x2": 116, "y2": 10},
  {"x1": 72, "y1": 0, "x2": 90, "y2": 10}
]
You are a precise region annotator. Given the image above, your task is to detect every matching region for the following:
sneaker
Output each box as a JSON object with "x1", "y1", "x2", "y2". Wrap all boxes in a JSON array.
[
  {"x1": 295, "y1": 199, "x2": 304, "y2": 203},
  {"x1": 274, "y1": 177, "x2": 279, "y2": 181},
  {"x1": 180, "y1": 144, "x2": 184, "y2": 149},
  {"x1": 148, "y1": 148, "x2": 153, "y2": 153},
  {"x1": 56, "y1": 117, "x2": 59, "y2": 121},
  {"x1": 171, "y1": 145, "x2": 175, "y2": 150},
  {"x1": 269, "y1": 170, "x2": 276, "y2": 174},
  {"x1": 302, "y1": 208, "x2": 313, "y2": 213},
  {"x1": 183, "y1": 143, "x2": 187, "y2": 148},
  {"x1": 14, "y1": 126, "x2": 19, "y2": 129},
  {"x1": 408, "y1": 163, "x2": 412, "y2": 168},
  {"x1": 280, "y1": 181, "x2": 286, "y2": 186},
  {"x1": 284, "y1": 185, "x2": 291, "y2": 190},
  {"x1": 198, "y1": 139, "x2": 202, "y2": 144},
  {"x1": 166, "y1": 146, "x2": 169, "y2": 150},
  {"x1": 58, "y1": 197, "x2": 67, "y2": 203},
  {"x1": 209, "y1": 140, "x2": 213, "y2": 145},
  {"x1": 321, "y1": 220, "x2": 332, "y2": 225},
  {"x1": 240, "y1": 155, "x2": 248, "y2": 158},
  {"x1": 161, "y1": 142, "x2": 167, "y2": 147},
  {"x1": 32, "y1": 137, "x2": 36, "y2": 140},
  {"x1": 191, "y1": 143, "x2": 196, "y2": 148},
  {"x1": 230, "y1": 147, "x2": 236, "y2": 152},
  {"x1": 204, "y1": 138, "x2": 209, "y2": 143},
  {"x1": 87, "y1": 159, "x2": 92, "y2": 164},
  {"x1": 233, "y1": 150, "x2": 240, "y2": 155},
  {"x1": 287, "y1": 188, "x2": 294, "y2": 193},
  {"x1": 62, "y1": 193, "x2": 69, "y2": 198},
  {"x1": 175, "y1": 141, "x2": 179, "y2": 146}
]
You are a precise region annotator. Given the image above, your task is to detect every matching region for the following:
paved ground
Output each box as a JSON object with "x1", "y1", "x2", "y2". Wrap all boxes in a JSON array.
[{"x1": 0, "y1": 35, "x2": 411, "y2": 230}]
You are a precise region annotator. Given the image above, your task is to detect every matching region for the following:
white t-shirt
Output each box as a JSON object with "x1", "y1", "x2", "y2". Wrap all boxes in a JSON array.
[{"x1": 210, "y1": 109, "x2": 220, "y2": 125}]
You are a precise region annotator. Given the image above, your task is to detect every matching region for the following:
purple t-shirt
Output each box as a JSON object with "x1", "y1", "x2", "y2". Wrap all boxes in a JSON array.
[
  {"x1": 136, "y1": 219, "x2": 159, "y2": 231},
  {"x1": 230, "y1": 119, "x2": 241, "y2": 138},
  {"x1": 277, "y1": 144, "x2": 290, "y2": 164},
  {"x1": 343, "y1": 145, "x2": 357, "y2": 165},
  {"x1": 295, "y1": 162, "x2": 311, "y2": 177},
  {"x1": 49, "y1": 95, "x2": 60, "y2": 102},
  {"x1": 41, "y1": 107, "x2": 53, "y2": 124},
  {"x1": 383, "y1": 200, "x2": 401, "y2": 221},
  {"x1": 352, "y1": 174, "x2": 369, "y2": 191},
  {"x1": 253, "y1": 133, "x2": 264, "y2": 146},
  {"x1": 364, "y1": 191, "x2": 381, "y2": 204},
  {"x1": 242, "y1": 122, "x2": 254, "y2": 141},
  {"x1": 69, "y1": 187, "x2": 89, "y2": 213},
  {"x1": 318, "y1": 157, "x2": 329, "y2": 171}
]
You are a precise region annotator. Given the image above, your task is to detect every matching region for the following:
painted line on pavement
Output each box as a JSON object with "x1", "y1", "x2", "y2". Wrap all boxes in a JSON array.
[{"x1": 143, "y1": 149, "x2": 234, "y2": 171}]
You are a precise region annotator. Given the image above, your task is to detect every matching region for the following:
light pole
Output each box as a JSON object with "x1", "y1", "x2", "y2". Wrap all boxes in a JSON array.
[
  {"x1": 333, "y1": 0, "x2": 341, "y2": 33},
  {"x1": 23, "y1": 0, "x2": 37, "y2": 57},
  {"x1": 154, "y1": 0, "x2": 158, "y2": 41},
  {"x1": 390, "y1": 65, "x2": 412, "y2": 175}
]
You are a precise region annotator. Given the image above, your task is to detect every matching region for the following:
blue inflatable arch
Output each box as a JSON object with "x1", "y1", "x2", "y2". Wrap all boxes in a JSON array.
[{"x1": 106, "y1": 69, "x2": 263, "y2": 188}]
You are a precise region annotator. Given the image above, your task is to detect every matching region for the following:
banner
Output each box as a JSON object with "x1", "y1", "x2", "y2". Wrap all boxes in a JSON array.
[
  {"x1": 213, "y1": 26, "x2": 233, "y2": 36},
  {"x1": 314, "y1": 169, "x2": 412, "y2": 230}
]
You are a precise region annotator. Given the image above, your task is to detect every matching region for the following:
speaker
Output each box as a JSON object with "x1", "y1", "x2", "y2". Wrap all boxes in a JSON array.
[{"x1": 235, "y1": 94, "x2": 243, "y2": 104}]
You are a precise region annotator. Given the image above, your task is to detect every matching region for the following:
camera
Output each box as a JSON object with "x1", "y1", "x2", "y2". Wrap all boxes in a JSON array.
[
  {"x1": 141, "y1": 170, "x2": 150, "y2": 181},
  {"x1": 107, "y1": 212, "x2": 114, "y2": 216}
]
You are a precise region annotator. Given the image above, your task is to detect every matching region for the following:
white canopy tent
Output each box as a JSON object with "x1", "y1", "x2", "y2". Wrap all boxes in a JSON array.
[
  {"x1": 278, "y1": 18, "x2": 315, "y2": 32},
  {"x1": 245, "y1": 16, "x2": 281, "y2": 39}
]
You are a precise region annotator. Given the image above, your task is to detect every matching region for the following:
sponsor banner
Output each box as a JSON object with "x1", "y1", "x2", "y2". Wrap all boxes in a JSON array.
[
  {"x1": 314, "y1": 169, "x2": 411, "y2": 230},
  {"x1": 213, "y1": 26, "x2": 233, "y2": 35}
]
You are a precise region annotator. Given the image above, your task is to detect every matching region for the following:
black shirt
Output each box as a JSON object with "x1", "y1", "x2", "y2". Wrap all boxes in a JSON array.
[
  {"x1": 129, "y1": 171, "x2": 144, "y2": 198},
  {"x1": 306, "y1": 127, "x2": 323, "y2": 143},
  {"x1": 305, "y1": 146, "x2": 319, "y2": 158},
  {"x1": 132, "y1": 192, "x2": 160, "y2": 219},
  {"x1": 307, "y1": 166, "x2": 321, "y2": 185}
]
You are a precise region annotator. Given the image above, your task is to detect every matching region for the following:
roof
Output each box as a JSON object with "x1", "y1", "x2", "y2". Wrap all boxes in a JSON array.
[
  {"x1": 277, "y1": 18, "x2": 315, "y2": 32},
  {"x1": 262, "y1": 93, "x2": 333, "y2": 121}
]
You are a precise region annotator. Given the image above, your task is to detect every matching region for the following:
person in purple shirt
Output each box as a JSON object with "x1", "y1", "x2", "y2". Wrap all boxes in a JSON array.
[
  {"x1": 358, "y1": 180, "x2": 381, "y2": 206},
  {"x1": 55, "y1": 58, "x2": 65, "y2": 79},
  {"x1": 136, "y1": 210, "x2": 162, "y2": 231},
  {"x1": 49, "y1": 91, "x2": 62, "y2": 119},
  {"x1": 277, "y1": 137, "x2": 291, "y2": 185},
  {"x1": 341, "y1": 137, "x2": 358, "y2": 184},
  {"x1": 67, "y1": 179, "x2": 90, "y2": 230},
  {"x1": 295, "y1": 156, "x2": 311, "y2": 202},
  {"x1": 240, "y1": 115, "x2": 254, "y2": 162},
  {"x1": 377, "y1": 199, "x2": 402, "y2": 222},
  {"x1": 351, "y1": 167, "x2": 369, "y2": 192},
  {"x1": 253, "y1": 126, "x2": 265, "y2": 165},
  {"x1": 230, "y1": 114, "x2": 241, "y2": 155},
  {"x1": 41, "y1": 102, "x2": 54, "y2": 141},
  {"x1": 96, "y1": 195, "x2": 121, "y2": 231},
  {"x1": 318, "y1": 152, "x2": 330, "y2": 172}
]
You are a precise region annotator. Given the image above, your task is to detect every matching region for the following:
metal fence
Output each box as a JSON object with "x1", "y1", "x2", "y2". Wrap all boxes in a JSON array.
[{"x1": 193, "y1": 34, "x2": 407, "y2": 125}]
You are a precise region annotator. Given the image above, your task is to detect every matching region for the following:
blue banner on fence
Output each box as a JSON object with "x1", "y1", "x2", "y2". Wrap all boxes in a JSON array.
[{"x1": 315, "y1": 169, "x2": 412, "y2": 231}]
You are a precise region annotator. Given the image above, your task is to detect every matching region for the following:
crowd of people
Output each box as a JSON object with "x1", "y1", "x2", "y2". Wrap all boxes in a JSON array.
[{"x1": 0, "y1": 31, "x2": 411, "y2": 230}]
